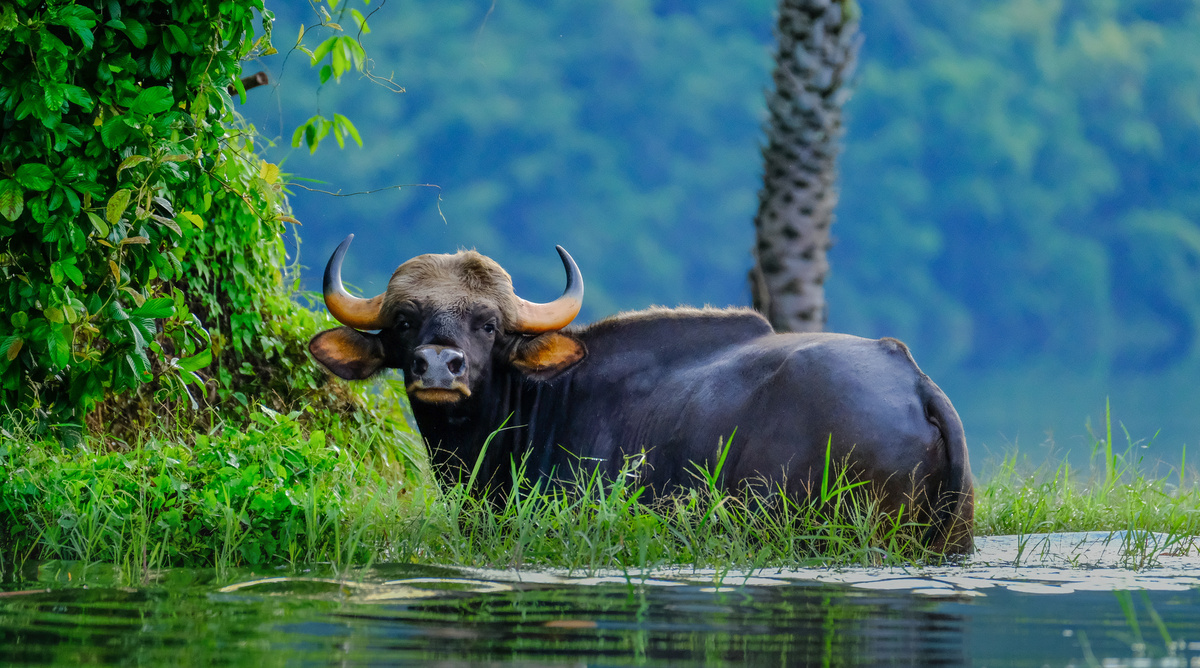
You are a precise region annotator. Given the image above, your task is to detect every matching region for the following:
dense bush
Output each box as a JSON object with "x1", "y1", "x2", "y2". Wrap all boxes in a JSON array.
[
  {"x1": 0, "y1": 0, "x2": 338, "y2": 437},
  {"x1": 0, "y1": 404, "x2": 420, "y2": 574}
]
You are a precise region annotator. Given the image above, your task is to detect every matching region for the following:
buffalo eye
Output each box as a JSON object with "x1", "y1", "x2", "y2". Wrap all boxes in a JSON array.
[
  {"x1": 481, "y1": 322, "x2": 496, "y2": 335},
  {"x1": 396, "y1": 319, "x2": 411, "y2": 332}
]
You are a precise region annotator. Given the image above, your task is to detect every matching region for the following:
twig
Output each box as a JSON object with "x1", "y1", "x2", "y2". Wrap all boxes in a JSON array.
[
  {"x1": 227, "y1": 71, "x2": 269, "y2": 96},
  {"x1": 289, "y1": 182, "x2": 447, "y2": 223}
]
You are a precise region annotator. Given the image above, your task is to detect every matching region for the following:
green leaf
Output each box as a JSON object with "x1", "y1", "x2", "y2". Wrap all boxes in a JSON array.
[
  {"x1": 127, "y1": 345, "x2": 151, "y2": 377},
  {"x1": 118, "y1": 155, "x2": 150, "y2": 174},
  {"x1": 62, "y1": 262, "x2": 84, "y2": 287},
  {"x1": 310, "y1": 36, "x2": 338, "y2": 67},
  {"x1": 15, "y1": 164, "x2": 54, "y2": 191},
  {"x1": 130, "y1": 86, "x2": 174, "y2": 115},
  {"x1": 149, "y1": 48, "x2": 172, "y2": 79},
  {"x1": 131, "y1": 316, "x2": 156, "y2": 342},
  {"x1": 344, "y1": 37, "x2": 366, "y2": 68},
  {"x1": 47, "y1": 327, "x2": 70, "y2": 368},
  {"x1": 152, "y1": 196, "x2": 175, "y2": 217},
  {"x1": 177, "y1": 348, "x2": 212, "y2": 373},
  {"x1": 351, "y1": 9, "x2": 371, "y2": 34},
  {"x1": 0, "y1": 336, "x2": 22, "y2": 362},
  {"x1": 178, "y1": 210, "x2": 205, "y2": 230},
  {"x1": 108, "y1": 302, "x2": 129, "y2": 321},
  {"x1": 57, "y1": 14, "x2": 95, "y2": 49},
  {"x1": 334, "y1": 114, "x2": 363, "y2": 147},
  {"x1": 0, "y1": 5, "x2": 17, "y2": 32},
  {"x1": 100, "y1": 115, "x2": 133, "y2": 148},
  {"x1": 232, "y1": 74, "x2": 247, "y2": 105},
  {"x1": 121, "y1": 19, "x2": 148, "y2": 48},
  {"x1": 291, "y1": 123, "x2": 307, "y2": 149},
  {"x1": 165, "y1": 25, "x2": 187, "y2": 53},
  {"x1": 86, "y1": 211, "x2": 109, "y2": 237},
  {"x1": 151, "y1": 214, "x2": 182, "y2": 237},
  {"x1": 331, "y1": 42, "x2": 348, "y2": 80},
  {"x1": 0, "y1": 179, "x2": 24, "y2": 221},
  {"x1": 61, "y1": 85, "x2": 93, "y2": 110},
  {"x1": 132, "y1": 298, "x2": 174, "y2": 319},
  {"x1": 106, "y1": 189, "x2": 132, "y2": 225}
]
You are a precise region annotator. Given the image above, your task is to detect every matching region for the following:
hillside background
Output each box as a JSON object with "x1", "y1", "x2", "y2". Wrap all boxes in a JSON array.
[{"x1": 241, "y1": 0, "x2": 1200, "y2": 467}]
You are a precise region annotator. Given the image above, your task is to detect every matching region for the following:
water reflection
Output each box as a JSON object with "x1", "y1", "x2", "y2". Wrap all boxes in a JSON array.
[
  {"x1": 3, "y1": 565, "x2": 1199, "y2": 667},
  {"x1": 218, "y1": 580, "x2": 972, "y2": 666}
]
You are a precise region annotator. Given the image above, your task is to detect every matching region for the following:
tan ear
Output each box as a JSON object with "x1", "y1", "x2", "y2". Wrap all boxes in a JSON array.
[
  {"x1": 510, "y1": 332, "x2": 586, "y2": 380},
  {"x1": 309, "y1": 327, "x2": 387, "y2": 380}
]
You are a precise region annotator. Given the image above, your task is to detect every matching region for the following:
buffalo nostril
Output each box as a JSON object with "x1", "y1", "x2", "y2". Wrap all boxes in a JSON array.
[
  {"x1": 446, "y1": 354, "x2": 464, "y2": 376},
  {"x1": 413, "y1": 346, "x2": 466, "y2": 383}
]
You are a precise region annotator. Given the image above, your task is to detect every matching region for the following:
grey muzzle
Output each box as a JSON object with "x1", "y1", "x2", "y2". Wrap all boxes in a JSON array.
[{"x1": 411, "y1": 345, "x2": 467, "y2": 388}]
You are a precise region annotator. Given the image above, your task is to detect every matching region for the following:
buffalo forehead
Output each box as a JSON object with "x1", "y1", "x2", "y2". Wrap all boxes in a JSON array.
[{"x1": 385, "y1": 251, "x2": 518, "y2": 321}]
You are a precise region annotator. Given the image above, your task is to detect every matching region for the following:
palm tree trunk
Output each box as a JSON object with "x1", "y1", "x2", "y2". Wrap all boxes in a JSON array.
[{"x1": 751, "y1": 0, "x2": 861, "y2": 332}]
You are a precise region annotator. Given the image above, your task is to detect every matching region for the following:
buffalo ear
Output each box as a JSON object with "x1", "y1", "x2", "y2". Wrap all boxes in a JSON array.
[
  {"x1": 510, "y1": 332, "x2": 586, "y2": 380},
  {"x1": 309, "y1": 327, "x2": 387, "y2": 380}
]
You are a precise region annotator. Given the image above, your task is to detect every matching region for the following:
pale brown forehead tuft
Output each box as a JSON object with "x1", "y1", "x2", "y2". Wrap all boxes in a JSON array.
[{"x1": 384, "y1": 250, "x2": 519, "y2": 322}]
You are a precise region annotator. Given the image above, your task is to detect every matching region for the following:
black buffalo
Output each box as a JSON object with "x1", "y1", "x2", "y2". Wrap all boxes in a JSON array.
[{"x1": 309, "y1": 236, "x2": 974, "y2": 553}]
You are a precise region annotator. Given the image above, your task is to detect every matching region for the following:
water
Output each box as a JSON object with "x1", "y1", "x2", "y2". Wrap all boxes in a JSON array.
[{"x1": 3, "y1": 534, "x2": 1199, "y2": 667}]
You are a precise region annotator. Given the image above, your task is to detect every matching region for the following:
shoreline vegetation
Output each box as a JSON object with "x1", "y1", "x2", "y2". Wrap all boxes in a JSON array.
[{"x1": 1, "y1": 399, "x2": 1196, "y2": 586}]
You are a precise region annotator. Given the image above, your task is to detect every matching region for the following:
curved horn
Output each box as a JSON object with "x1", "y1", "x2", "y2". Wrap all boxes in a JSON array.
[
  {"x1": 513, "y1": 246, "x2": 585, "y2": 333},
  {"x1": 323, "y1": 234, "x2": 389, "y2": 330}
]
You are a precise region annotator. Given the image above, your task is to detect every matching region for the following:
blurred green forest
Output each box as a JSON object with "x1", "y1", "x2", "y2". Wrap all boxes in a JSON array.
[{"x1": 243, "y1": 0, "x2": 1200, "y2": 463}]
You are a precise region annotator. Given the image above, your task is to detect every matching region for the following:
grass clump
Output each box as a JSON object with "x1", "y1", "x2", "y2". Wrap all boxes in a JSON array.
[
  {"x1": 5, "y1": 396, "x2": 1198, "y2": 585},
  {"x1": 0, "y1": 401, "x2": 423, "y2": 583},
  {"x1": 975, "y1": 453, "x2": 1199, "y2": 538},
  {"x1": 1, "y1": 416, "x2": 940, "y2": 584},
  {"x1": 975, "y1": 402, "x2": 1200, "y2": 568},
  {"x1": 389, "y1": 438, "x2": 940, "y2": 576}
]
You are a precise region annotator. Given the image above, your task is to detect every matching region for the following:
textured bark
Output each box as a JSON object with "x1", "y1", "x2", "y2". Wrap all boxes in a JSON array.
[{"x1": 751, "y1": 0, "x2": 861, "y2": 332}]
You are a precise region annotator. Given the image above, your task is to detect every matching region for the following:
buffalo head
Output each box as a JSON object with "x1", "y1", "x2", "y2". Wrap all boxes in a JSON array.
[{"x1": 308, "y1": 235, "x2": 587, "y2": 404}]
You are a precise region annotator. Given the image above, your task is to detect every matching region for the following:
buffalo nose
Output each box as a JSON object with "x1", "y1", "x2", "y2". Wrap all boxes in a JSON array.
[{"x1": 412, "y1": 346, "x2": 467, "y2": 385}]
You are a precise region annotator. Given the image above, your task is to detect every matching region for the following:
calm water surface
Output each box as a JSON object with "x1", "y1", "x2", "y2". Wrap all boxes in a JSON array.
[{"x1": 2, "y1": 557, "x2": 1199, "y2": 667}]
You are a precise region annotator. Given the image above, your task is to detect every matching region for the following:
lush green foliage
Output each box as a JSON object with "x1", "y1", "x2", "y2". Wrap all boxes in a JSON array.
[
  {"x1": 0, "y1": 411, "x2": 944, "y2": 580},
  {"x1": 0, "y1": 401, "x2": 422, "y2": 580},
  {"x1": 5, "y1": 404, "x2": 1196, "y2": 583},
  {"x1": 0, "y1": 0, "x2": 341, "y2": 436}
]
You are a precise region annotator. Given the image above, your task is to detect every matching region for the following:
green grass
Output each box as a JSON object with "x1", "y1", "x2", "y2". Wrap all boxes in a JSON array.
[
  {"x1": 0, "y1": 401, "x2": 424, "y2": 583},
  {"x1": 391, "y1": 446, "x2": 933, "y2": 577},
  {"x1": 2, "y1": 402, "x2": 1197, "y2": 585},
  {"x1": 975, "y1": 401, "x2": 1200, "y2": 568}
]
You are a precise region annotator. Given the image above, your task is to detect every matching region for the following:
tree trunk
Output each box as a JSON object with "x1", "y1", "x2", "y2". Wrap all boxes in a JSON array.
[{"x1": 751, "y1": 0, "x2": 861, "y2": 332}]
